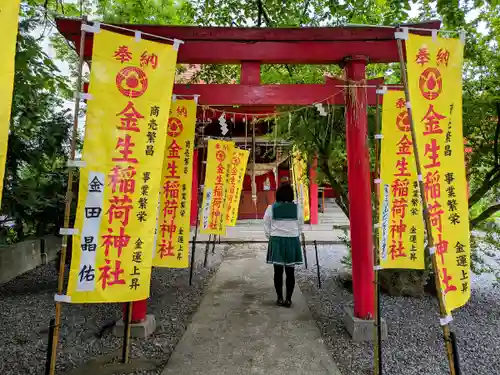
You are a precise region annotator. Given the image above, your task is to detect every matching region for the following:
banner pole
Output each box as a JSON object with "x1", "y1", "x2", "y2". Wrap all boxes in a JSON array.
[
  {"x1": 189, "y1": 233, "x2": 196, "y2": 286},
  {"x1": 203, "y1": 234, "x2": 211, "y2": 267},
  {"x1": 122, "y1": 301, "x2": 133, "y2": 363},
  {"x1": 211, "y1": 234, "x2": 216, "y2": 254},
  {"x1": 190, "y1": 119, "x2": 207, "y2": 285},
  {"x1": 313, "y1": 240, "x2": 321, "y2": 288},
  {"x1": 450, "y1": 331, "x2": 462, "y2": 374},
  {"x1": 373, "y1": 87, "x2": 383, "y2": 375},
  {"x1": 396, "y1": 35, "x2": 457, "y2": 375},
  {"x1": 45, "y1": 319, "x2": 55, "y2": 375},
  {"x1": 301, "y1": 232, "x2": 308, "y2": 269},
  {"x1": 48, "y1": 17, "x2": 88, "y2": 375}
]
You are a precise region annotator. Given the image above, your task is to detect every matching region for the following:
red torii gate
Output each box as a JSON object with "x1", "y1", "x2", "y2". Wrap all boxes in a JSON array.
[{"x1": 56, "y1": 19, "x2": 440, "y2": 322}]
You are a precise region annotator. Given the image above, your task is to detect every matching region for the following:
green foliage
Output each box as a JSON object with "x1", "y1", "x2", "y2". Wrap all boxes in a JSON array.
[
  {"x1": 1, "y1": 11, "x2": 73, "y2": 242},
  {"x1": 338, "y1": 227, "x2": 352, "y2": 268},
  {"x1": 273, "y1": 105, "x2": 351, "y2": 217},
  {"x1": 95, "y1": 0, "x2": 190, "y2": 24},
  {"x1": 458, "y1": 2, "x2": 500, "y2": 265}
]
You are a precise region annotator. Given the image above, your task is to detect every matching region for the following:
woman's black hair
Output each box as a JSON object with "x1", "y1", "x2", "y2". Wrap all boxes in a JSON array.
[{"x1": 276, "y1": 182, "x2": 294, "y2": 203}]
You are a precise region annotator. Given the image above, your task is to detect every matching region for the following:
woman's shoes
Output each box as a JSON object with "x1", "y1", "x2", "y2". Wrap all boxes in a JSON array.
[{"x1": 276, "y1": 298, "x2": 292, "y2": 307}]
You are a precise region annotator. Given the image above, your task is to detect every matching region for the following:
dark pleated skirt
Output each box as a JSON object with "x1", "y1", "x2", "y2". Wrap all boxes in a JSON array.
[{"x1": 266, "y1": 236, "x2": 303, "y2": 266}]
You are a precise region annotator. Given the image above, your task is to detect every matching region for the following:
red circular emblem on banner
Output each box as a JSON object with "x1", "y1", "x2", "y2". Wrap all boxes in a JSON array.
[
  {"x1": 115, "y1": 67, "x2": 148, "y2": 98},
  {"x1": 418, "y1": 67, "x2": 442, "y2": 100},
  {"x1": 396, "y1": 110, "x2": 411, "y2": 132},
  {"x1": 233, "y1": 156, "x2": 241, "y2": 165},
  {"x1": 167, "y1": 117, "x2": 183, "y2": 137},
  {"x1": 216, "y1": 150, "x2": 226, "y2": 163}
]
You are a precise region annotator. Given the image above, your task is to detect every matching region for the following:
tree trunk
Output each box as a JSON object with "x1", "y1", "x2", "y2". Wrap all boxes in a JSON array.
[
  {"x1": 470, "y1": 203, "x2": 500, "y2": 228},
  {"x1": 468, "y1": 102, "x2": 500, "y2": 224},
  {"x1": 318, "y1": 157, "x2": 350, "y2": 218},
  {"x1": 15, "y1": 218, "x2": 24, "y2": 241},
  {"x1": 36, "y1": 221, "x2": 46, "y2": 237},
  {"x1": 468, "y1": 169, "x2": 500, "y2": 208}
]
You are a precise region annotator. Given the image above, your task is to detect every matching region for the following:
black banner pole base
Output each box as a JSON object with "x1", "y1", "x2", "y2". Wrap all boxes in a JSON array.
[
  {"x1": 211, "y1": 235, "x2": 216, "y2": 255},
  {"x1": 450, "y1": 331, "x2": 462, "y2": 375},
  {"x1": 203, "y1": 234, "x2": 211, "y2": 268},
  {"x1": 313, "y1": 240, "x2": 321, "y2": 289},
  {"x1": 189, "y1": 240, "x2": 196, "y2": 286},
  {"x1": 301, "y1": 233, "x2": 308, "y2": 269},
  {"x1": 45, "y1": 318, "x2": 56, "y2": 375}
]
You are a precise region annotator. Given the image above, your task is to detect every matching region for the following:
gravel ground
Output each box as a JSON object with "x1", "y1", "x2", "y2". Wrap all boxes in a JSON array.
[
  {"x1": 4, "y1": 236, "x2": 498, "y2": 375},
  {"x1": 297, "y1": 244, "x2": 500, "y2": 375},
  {"x1": 0, "y1": 245, "x2": 224, "y2": 375}
]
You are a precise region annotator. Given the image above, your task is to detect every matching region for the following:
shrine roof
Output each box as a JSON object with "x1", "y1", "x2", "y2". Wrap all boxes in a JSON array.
[{"x1": 55, "y1": 18, "x2": 441, "y2": 64}]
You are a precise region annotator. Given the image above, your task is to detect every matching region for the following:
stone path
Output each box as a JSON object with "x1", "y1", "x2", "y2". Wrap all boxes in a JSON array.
[{"x1": 161, "y1": 244, "x2": 342, "y2": 375}]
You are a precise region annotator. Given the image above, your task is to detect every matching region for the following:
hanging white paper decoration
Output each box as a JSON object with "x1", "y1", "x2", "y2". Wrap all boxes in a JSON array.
[
  {"x1": 314, "y1": 103, "x2": 328, "y2": 117},
  {"x1": 219, "y1": 113, "x2": 228, "y2": 135}
]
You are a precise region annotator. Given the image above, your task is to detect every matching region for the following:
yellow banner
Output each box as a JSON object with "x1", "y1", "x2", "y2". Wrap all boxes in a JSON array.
[
  {"x1": 153, "y1": 99, "x2": 196, "y2": 268},
  {"x1": 0, "y1": 0, "x2": 20, "y2": 205},
  {"x1": 226, "y1": 148, "x2": 249, "y2": 226},
  {"x1": 200, "y1": 139, "x2": 234, "y2": 235},
  {"x1": 379, "y1": 90, "x2": 425, "y2": 269},
  {"x1": 407, "y1": 34, "x2": 470, "y2": 312},
  {"x1": 292, "y1": 148, "x2": 310, "y2": 221},
  {"x1": 67, "y1": 30, "x2": 178, "y2": 303}
]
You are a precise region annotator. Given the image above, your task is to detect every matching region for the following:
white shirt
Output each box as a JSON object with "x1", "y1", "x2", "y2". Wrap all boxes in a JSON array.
[{"x1": 263, "y1": 203, "x2": 304, "y2": 238}]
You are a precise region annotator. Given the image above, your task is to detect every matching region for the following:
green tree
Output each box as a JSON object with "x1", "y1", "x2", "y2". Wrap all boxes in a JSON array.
[
  {"x1": 1, "y1": 8, "x2": 73, "y2": 243},
  {"x1": 274, "y1": 106, "x2": 351, "y2": 217},
  {"x1": 95, "y1": 0, "x2": 190, "y2": 24},
  {"x1": 461, "y1": 5, "x2": 500, "y2": 229}
]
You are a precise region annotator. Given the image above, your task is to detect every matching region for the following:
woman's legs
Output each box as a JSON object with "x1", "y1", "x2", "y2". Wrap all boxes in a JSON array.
[
  {"x1": 285, "y1": 266, "x2": 295, "y2": 302},
  {"x1": 273, "y1": 264, "x2": 284, "y2": 301}
]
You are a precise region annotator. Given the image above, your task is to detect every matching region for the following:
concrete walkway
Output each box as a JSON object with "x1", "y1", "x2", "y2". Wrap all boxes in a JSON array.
[{"x1": 161, "y1": 244, "x2": 342, "y2": 375}]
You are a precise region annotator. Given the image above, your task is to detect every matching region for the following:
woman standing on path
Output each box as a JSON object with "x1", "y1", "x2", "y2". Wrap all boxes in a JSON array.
[{"x1": 264, "y1": 182, "x2": 304, "y2": 308}]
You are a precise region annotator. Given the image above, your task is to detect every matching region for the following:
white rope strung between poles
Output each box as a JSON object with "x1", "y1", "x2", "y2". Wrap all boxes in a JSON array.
[
  {"x1": 200, "y1": 90, "x2": 346, "y2": 118},
  {"x1": 198, "y1": 84, "x2": 406, "y2": 119}
]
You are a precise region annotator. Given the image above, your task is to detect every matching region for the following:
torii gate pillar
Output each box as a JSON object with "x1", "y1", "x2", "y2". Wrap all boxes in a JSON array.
[{"x1": 344, "y1": 56, "x2": 374, "y2": 319}]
